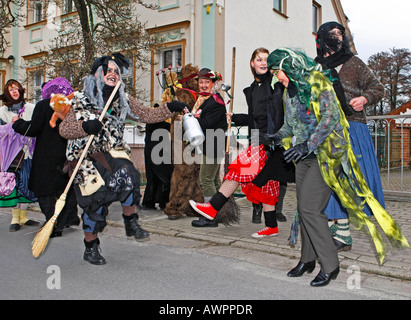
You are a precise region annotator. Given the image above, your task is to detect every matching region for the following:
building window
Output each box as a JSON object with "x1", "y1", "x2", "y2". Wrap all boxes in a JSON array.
[
  {"x1": 158, "y1": 46, "x2": 182, "y2": 100},
  {"x1": 273, "y1": 0, "x2": 287, "y2": 17},
  {"x1": 61, "y1": 0, "x2": 75, "y2": 15},
  {"x1": 0, "y1": 70, "x2": 6, "y2": 92},
  {"x1": 273, "y1": 0, "x2": 282, "y2": 12},
  {"x1": 120, "y1": 52, "x2": 136, "y2": 95},
  {"x1": 27, "y1": 0, "x2": 46, "y2": 24},
  {"x1": 312, "y1": 1, "x2": 322, "y2": 34},
  {"x1": 27, "y1": 68, "x2": 45, "y2": 104}
]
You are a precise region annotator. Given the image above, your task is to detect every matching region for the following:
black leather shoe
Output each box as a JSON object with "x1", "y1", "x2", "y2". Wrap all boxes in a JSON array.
[
  {"x1": 50, "y1": 230, "x2": 63, "y2": 238},
  {"x1": 287, "y1": 261, "x2": 316, "y2": 277},
  {"x1": 192, "y1": 216, "x2": 218, "y2": 228},
  {"x1": 23, "y1": 219, "x2": 40, "y2": 226},
  {"x1": 333, "y1": 238, "x2": 352, "y2": 252},
  {"x1": 275, "y1": 211, "x2": 287, "y2": 222},
  {"x1": 9, "y1": 223, "x2": 20, "y2": 232},
  {"x1": 310, "y1": 266, "x2": 339, "y2": 287}
]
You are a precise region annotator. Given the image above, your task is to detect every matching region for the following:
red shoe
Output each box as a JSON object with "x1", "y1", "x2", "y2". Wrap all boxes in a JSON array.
[
  {"x1": 251, "y1": 226, "x2": 279, "y2": 238},
  {"x1": 189, "y1": 200, "x2": 217, "y2": 220}
]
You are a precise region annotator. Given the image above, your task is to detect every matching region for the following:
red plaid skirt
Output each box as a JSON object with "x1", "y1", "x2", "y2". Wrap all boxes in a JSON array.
[{"x1": 224, "y1": 145, "x2": 279, "y2": 205}]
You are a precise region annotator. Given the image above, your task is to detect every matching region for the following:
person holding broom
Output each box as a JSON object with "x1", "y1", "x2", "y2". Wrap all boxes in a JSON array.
[
  {"x1": 59, "y1": 53, "x2": 188, "y2": 265},
  {"x1": 190, "y1": 48, "x2": 294, "y2": 238}
]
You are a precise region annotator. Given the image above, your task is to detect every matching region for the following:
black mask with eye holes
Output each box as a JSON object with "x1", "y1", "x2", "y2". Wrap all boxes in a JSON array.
[{"x1": 315, "y1": 21, "x2": 352, "y2": 58}]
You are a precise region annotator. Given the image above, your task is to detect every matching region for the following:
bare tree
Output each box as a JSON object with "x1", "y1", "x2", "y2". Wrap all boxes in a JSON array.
[
  {"x1": 31, "y1": 0, "x2": 161, "y2": 98},
  {"x1": 368, "y1": 48, "x2": 411, "y2": 114},
  {"x1": 0, "y1": 0, "x2": 24, "y2": 57}
]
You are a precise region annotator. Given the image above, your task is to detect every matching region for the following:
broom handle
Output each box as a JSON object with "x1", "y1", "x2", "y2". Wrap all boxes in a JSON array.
[
  {"x1": 226, "y1": 47, "x2": 236, "y2": 153},
  {"x1": 61, "y1": 81, "x2": 122, "y2": 197}
]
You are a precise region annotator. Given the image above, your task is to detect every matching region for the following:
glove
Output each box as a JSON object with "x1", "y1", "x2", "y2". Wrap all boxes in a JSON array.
[
  {"x1": 283, "y1": 141, "x2": 309, "y2": 163},
  {"x1": 82, "y1": 119, "x2": 103, "y2": 135},
  {"x1": 167, "y1": 100, "x2": 189, "y2": 113},
  {"x1": 251, "y1": 131, "x2": 281, "y2": 147}
]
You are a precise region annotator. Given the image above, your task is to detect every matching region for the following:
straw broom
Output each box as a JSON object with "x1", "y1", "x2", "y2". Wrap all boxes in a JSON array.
[
  {"x1": 32, "y1": 81, "x2": 122, "y2": 258},
  {"x1": 216, "y1": 47, "x2": 240, "y2": 226}
]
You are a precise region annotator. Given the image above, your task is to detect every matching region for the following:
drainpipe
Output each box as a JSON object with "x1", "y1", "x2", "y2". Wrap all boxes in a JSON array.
[{"x1": 190, "y1": 0, "x2": 195, "y2": 64}]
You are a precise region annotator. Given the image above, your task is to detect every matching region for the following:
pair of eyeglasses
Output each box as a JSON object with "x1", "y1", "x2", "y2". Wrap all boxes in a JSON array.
[
  {"x1": 107, "y1": 67, "x2": 120, "y2": 75},
  {"x1": 271, "y1": 69, "x2": 280, "y2": 76}
]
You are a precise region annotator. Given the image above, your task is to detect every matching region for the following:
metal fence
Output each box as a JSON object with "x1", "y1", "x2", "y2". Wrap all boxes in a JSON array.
[
  {"x1": 367, "y1": 114, "x2": 411, "y2": 196},
  {"x1": 129, "y1": 116, "x2": 411, "y2": 197}
]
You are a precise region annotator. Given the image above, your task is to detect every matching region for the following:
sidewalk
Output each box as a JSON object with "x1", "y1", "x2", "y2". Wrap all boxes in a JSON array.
[
  {"x1": 106, "y1": 185, "x2": 411, "y2": 281},
  {"x1": 11, "y1": 185, "x2": 411, "y2": 281}
]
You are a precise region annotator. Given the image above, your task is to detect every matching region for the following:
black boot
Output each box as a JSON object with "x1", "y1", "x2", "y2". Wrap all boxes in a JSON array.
[
  {"x1": 84, "y1": 238, "x2": 106, "y2": 265},
  {"x1": 252, "y1": 203, "x2": 262, "y2": 223},
  {"x1": 310, "y1": 266, "x2": 340, "y2": 287},
  {"x1": 287, "y1": 261, "x2": 316, "y2": 277},
  {"x1": 191, "y1": 216, "x2": 219, "y2": 228},
  {"x1": 123, "y1": 213, "x2": 150, "y2": 240}
]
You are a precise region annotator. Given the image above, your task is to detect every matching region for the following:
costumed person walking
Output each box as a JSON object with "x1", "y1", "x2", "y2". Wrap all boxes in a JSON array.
[
  {"x1": 141, "y1": 103, "x2": 173, "y2": 210},
  {"x1": 190, "y1": 49, "x2": 294, "y2": 237},
  {"x1": 187, "y1": 68, "x2": 228, "y2": 228},
  {"x1": 0, "y1": 79, "x2": 39, "y2": 231},
  {"x1": 12, "y1": 77, "x2": 80, "y2": 237},
  {"x1": 162, "y1": 64, "x2": 205, "y2": 220},
  {"x1": 263, "y1": 48, "x2": 408, "y2": 286},
  {"x1": 230, "y1": 47, "x2": 294, "y2": 235},
  {"x1": 315, "y1": 21, "x2": 385, "y2": 252},
  {"x1": 59, "y1": 53, "x2": 188, "y2": 265}
]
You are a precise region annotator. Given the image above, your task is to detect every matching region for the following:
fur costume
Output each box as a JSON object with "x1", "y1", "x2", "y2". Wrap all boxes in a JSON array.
[{"x1": 163, "y1": 64, "x2": 204, "y2": 218}]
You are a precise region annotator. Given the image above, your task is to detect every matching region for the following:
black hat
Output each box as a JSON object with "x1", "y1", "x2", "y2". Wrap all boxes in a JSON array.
[
  {"x1": 90, "y1": 52, "x2": 130, "y2": 75},
  {"x1": 195, "y1": 68, "x2": 222, "y2": 82}
]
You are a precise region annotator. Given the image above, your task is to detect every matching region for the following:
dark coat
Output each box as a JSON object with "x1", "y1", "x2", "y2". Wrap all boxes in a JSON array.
[
  {"x1": 196, "y1": 93, "x2": 228, "y2": 158},
  {"x1": 234, "y1": 73, "x2": 284, "y2": 136},
  {"x1": 234, "y1": 73, "x2": 295, "y2": 184},
  {"x1": 12, "y1": 99, "x2": 70, "y2": 197}
]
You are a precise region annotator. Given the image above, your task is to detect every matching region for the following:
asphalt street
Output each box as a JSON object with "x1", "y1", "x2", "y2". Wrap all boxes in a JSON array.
[{"x1": 1, "y1": 210, "x2": 410, "y2": 303}]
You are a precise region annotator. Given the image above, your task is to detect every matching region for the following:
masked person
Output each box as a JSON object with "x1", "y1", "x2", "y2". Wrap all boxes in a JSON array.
[
  {"x1": 315, "y1": 21, "x2": 385, "y2": 251},
  {"x1": 59, "y1": 53, "x2": 188, "y2": 265},
  {"x1": 263, "y1": 48, "x2": 408, "y2": 286}
]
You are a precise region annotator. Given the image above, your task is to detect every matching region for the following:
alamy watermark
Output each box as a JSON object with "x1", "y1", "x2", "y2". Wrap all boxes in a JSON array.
[{"x1": 46, "y1": 265, "x2": 61, "y2": 290}]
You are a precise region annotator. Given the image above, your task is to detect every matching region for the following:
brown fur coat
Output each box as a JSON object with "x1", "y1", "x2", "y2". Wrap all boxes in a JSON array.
[{"x1": 163, "y1": 64, "x2": 204, "y2": 218}]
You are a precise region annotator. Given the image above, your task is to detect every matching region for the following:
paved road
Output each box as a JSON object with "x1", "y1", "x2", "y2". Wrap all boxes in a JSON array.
[{"x1": 1, "y1": 210, "x2": 410, "y2": 303}]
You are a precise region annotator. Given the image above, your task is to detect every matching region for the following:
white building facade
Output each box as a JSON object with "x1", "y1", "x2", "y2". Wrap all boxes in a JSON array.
[{"x1": 1, "y1": 0, "x2": 352, "y2": 116}]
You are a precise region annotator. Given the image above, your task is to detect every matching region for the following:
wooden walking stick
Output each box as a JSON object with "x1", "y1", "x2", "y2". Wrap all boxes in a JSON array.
[
  {"x1": 217, "y1": 47, "x2": 240, "y2": 226},
  {"x1": 32, "y1": 81, "x2": 122, "y2": 258},
  {"x1": 225, "y1": 47, "x2": 236, "y2": 163}
]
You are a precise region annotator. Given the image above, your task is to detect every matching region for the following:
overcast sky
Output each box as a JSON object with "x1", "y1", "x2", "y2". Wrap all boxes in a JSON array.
[{"x1": 340, "y1": 0, "x2": 411, "y2": 62}]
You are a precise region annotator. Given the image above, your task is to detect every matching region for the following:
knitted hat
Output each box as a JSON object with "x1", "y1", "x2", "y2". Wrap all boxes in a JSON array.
[{"x1": 41, "y1": 77, "x2": 73, "y2": 99}]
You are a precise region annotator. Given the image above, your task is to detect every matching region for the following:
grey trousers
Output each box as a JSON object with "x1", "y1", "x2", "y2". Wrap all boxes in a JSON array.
[{"x1": 296, "y1": 158, "x2": 339, "y2": 274}]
